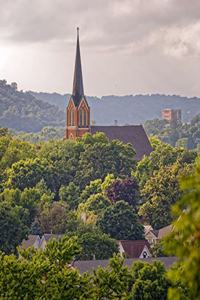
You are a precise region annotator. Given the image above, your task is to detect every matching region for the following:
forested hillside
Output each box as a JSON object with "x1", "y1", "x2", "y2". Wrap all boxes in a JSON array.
[
  {"x1": 32, "y1": 91, "x2": 200, "y2": 125},
  {"x1": 144, "y1": 113, "x2": 200, "y2": 149},
  {"x1": 0, "y1": 80, "x2": 64, "y2": 132},
  {"x1": 1, "y1": 79, "x2": 200, "y2": 133}
]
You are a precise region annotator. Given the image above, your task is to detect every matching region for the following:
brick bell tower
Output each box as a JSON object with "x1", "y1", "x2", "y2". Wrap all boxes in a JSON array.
[{"x1": 66, "y1": 28, "x2": 90, "y2": 139}]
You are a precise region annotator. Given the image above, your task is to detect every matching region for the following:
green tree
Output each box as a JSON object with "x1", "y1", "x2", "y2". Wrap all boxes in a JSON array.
[
  {"x1": 0, "y1": 236, "x2": 95, "y2": 299},
  {"x1": 75, "y1": 133, "x2": 136, "y2": 188},
  {"x1": 139, "y1": 164, "x2": 181, "y2": 229},
  {"x1": 130, "y1": 260, "x2": 170, "y2": 300},
  {"x1": 5, "y1": 158, "x2": 59, "y2": 193},
  {"x1": 78, "y1": 230, "x2": 118, "y2": 260},
  {"x1": 78, "y1": 193, "x2": 111, "y2": 224},
  {"x1": 98, "y1": 200, "x2": 144, "y2": 240},
  {"x1": 0, "y1": 136, "x2": 36, "y2": 173},
  {"x1": 38, "y1": 139, "x2": 83, "y2": 188},
  {"x1": 165, "y1": 161, "x2": 200, "y2": 300},
  {"x1": 144, "y1": 118, "x2": 168, "y2": 136},
  {"x1": 0, "y1": 187, "x2": 41, "y2": 226},
  {"x1": 80, "y1": 178, "x2": 102, "y2": 203},
  {"x1": 93, "y1": 255, "x2": 170, "y2": 300},
  {"x1": 36, "y1": 202, "x2": 70, "y2": 234},
  {"x1": 59, "y1": 182, "x2": 81, "y2": 209},
  {"x1": 139, "y1": 162, "x2": 194, "y2": 230},
  {"x1": 0, "y1": 235, "x2": 170, "y2": 299},
  {"x1": 134, "y1": 137, "x2": 196, "y2": 188},
  {"x1": 0, "y1": 202, "x2": 29, "y2": 254}
]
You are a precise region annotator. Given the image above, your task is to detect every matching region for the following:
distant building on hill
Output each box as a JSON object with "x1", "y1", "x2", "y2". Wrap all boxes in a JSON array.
[
  {"x1": 65, "y1": 28, "x2": 152, "y2": 161},
  {"x1": 162, "y1": 108, "x2": 182, "y2": 124}
]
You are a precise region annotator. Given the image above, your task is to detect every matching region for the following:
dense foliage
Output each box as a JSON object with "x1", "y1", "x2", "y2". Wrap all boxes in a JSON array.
[
  {"x1": 0, "y1": 127, "x2": 197, "y2": 256},
  {"x1": 145, "y1": 113, "x2": 200, "y2": 149},
  {"x1": 165, "y1": 161, "x2": 200, "y2": 300},
  {"x1": 0, "y1": 80, "x2": 64, "y2": 132},
  {"x1": 0, "y1": 236, "x2": 170, "y2": 299},
  {"x1": 98, "y1": 201, "x2": 144, "y2": 240},
  {"x1": 0, "y1": 124, "x2": 199, "y2": 299}
]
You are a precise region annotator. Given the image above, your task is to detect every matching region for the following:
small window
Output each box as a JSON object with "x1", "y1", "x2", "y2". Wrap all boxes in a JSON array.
[
  {"x1": 84, "y1": 110, "x2": 87, "y2": 126},
  {"x1": 70, "y1": 110, "x2": 75, "y2": 126},
  {"x1": 79, "y1": 109, "x2": 83, "y2": 126}
]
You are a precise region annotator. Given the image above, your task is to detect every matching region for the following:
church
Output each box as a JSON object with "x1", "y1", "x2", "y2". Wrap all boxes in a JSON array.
[{"x1": 65, "y1": 28, "x2": 152, "y2": 161}]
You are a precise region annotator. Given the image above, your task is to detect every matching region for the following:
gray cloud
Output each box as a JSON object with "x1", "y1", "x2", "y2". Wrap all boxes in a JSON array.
[
  {"x1": 0, "y1": 0, "x2": 200, "y2": 56},
  {"x1": 0, "y1": 0, "x2": 200, "y2": 96}
]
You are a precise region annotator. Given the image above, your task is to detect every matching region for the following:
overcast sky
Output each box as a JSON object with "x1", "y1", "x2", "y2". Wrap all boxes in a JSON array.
[{"x1": 0, "y1": 0, "x2": 200, "y2": 97}]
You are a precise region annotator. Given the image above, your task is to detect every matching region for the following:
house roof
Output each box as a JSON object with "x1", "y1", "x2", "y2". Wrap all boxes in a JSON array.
[
  {"x1": 42, "y1": 234, "x2": 62, "y2": 242},
  {"x1": 157, "y1": 225, "x2": 173, "y2": 239},
  {"x1": 74, "y1": 257, "x2": 176, "y2": 273},
  {"x1": 144, "y1": 225, "x2": 153, "y2": 234},
  {"x1": 91, "y1": 125, "x2": 152, "y2": 161},
  {"x1": 20, "y1": 235, "x2": 40, "y2": 249},
  {"x1": 118, "y1": 240, "x2": 151, "y2": 258}
]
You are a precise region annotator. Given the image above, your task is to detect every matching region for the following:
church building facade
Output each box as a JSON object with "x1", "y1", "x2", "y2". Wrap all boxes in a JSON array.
[
  {"x1": 66, "y1": 29, "x2": 152, "y2": 160},
  {"x1": 65, "y1": 28, "x2": 90, "y2": 139}
]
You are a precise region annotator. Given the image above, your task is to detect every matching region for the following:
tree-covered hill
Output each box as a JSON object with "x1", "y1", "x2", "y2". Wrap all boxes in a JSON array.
[
  {"x1": 32, "y1": 91, "x2": 200, "y2": 126},
  {"x1": 1, "y1": 79, "x2": 200, "y2": 133},
  {"x1": 0, "y1": 80, "x2": 65, "y2": 132}
]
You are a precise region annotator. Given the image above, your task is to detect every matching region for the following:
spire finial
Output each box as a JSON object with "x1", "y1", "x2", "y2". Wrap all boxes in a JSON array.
[{"x1": 77, "y1": 27, "x2": 79, "y2": 37}]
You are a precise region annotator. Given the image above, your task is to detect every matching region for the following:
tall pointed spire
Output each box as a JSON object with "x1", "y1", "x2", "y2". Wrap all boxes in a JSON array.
[{"x1": 72, "y1": 27, "x2": 84, "y2": 106}]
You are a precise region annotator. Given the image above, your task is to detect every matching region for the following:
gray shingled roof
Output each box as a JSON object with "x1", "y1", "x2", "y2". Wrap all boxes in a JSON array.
[
  {"x1": 91, "y1": 125, "x2": 152, "y2": 160},
  {"x1": 20, "y1": 235, "x2": 40, "y2": 249},
  {"x1": 74, "y1": 257, "x2": 176, "y2": 273}
]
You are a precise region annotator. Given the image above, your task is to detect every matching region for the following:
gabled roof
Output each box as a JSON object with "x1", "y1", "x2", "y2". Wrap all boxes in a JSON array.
[
  {"x1": 157, "y1": 225, "x2": 173, "y2": 239},
  {"x1": 91, "y1": 125, "x2": 152, "y2": 160},
  {"x1": 144, "y1": 225, "x2": 153, "y2": 234},
  {"x1": 118, "y1": 240, "x2": 151, "y2": 258},
  {"x1": 20, "y1": 235, "x2": 40, "y2": 249},
  {"x1": 42, "y1": 234, "x2": 63, "y2": 242}
]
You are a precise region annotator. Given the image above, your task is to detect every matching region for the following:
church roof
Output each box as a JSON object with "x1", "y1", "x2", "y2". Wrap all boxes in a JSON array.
[
  {"x1": 91, "y1": 125, "x2": 152, "y2": 160},
  {"x1": 72, "y1": 27, "x2": 85, "y2": 107}
]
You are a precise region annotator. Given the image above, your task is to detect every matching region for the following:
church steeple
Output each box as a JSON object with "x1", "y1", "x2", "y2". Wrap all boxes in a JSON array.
[
  {"x1": 72, "y1": 27, "x2": 84, "y2": 106},
  {"x1": 65, "y1": 28, "x2": 90, "y2": 140}
]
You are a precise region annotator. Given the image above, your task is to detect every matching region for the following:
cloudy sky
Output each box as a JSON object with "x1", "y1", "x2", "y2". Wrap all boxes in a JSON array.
[{"x1": 0, "y1": 0, "x2": 200, "y2": 97}]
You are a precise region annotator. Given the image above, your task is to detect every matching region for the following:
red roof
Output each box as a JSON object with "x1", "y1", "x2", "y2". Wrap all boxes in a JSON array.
[
  {"x1": 118, "y1": 240, "x2": 151, "y2": 258},
  {"x1": 91, "y1": 125, "x2": 152, "y2": 160}
]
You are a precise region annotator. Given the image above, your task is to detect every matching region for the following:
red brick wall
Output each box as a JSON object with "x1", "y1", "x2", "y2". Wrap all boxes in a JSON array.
[{"x1": 65, "y1": 98, "x2": 91, "y2": 140}]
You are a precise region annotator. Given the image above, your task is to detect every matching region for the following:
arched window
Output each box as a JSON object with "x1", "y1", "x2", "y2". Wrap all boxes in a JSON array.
[
  {"x1": 84, "y1": 110, "x2": 87, "y2": 126},
  {"x1": 79, "y1": 109, "x2": 88, "y2": 127},
  {"x1": 70, "y1": 110, "x2": 75, "y2": 126},
  {"x1": 79, "y1": 109, "x2": 83, "y2": 126}
]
